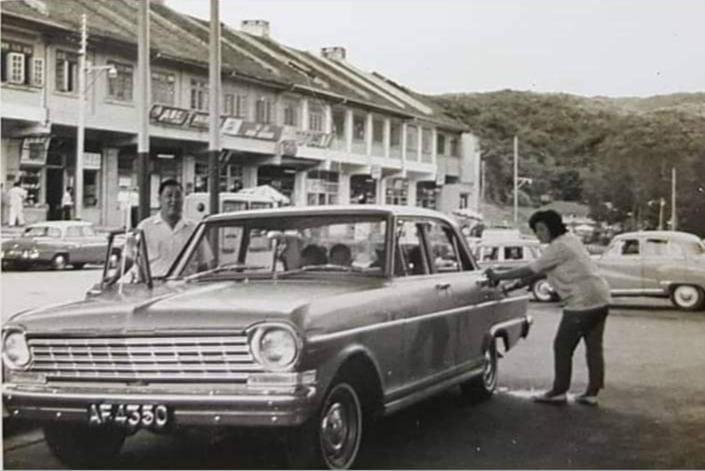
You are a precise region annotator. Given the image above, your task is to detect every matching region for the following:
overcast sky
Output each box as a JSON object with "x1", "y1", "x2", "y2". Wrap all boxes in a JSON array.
[{"x1": 165, "y1": 0, "x2": 705, "y2": 98}]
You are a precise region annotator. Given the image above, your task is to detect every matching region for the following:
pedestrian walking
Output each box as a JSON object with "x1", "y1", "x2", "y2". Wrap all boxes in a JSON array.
[
  {"x1": 486, "y1": 209, "x2": 611, "y2": 406},
  {"x1": 137, "y1": 179, "x2": 197, "y2": 277},
  {"x1": 7, "y1": 181, "x2": 28, "y2": 227},
  {"x1": 61, "y1": 187, "x2": 74, "y2": 220}
]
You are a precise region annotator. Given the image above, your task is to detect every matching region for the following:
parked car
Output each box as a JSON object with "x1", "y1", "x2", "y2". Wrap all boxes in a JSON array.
[
  {"x1": 0, "y1": 221, "x2": 108, "y2": 270},
  {"x1": 594, "y1": 230, "x2": 705, "y2": 311},
  {"x1": 472, "y1": 237, "x2": 557, "y2": 302},
  {"x1": 2, "y1": 206, "x2": 532, "y2": 469}
]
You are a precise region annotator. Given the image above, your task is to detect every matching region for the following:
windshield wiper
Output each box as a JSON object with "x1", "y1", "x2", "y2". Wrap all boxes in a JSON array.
[
  {"x1": 298, "y1": 264, "x2": 361, "y2": 272},
  {"x1": 184, "y1": 263, "x2": 266, "y2": 281}
]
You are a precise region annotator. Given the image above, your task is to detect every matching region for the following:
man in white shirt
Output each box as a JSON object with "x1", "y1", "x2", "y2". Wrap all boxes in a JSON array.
[
  {"x1": 486, "y1": 210, "x2": 611, "y2": 406},
  {"x1": 137, "y1": 179, "x2": 197, "y2": 277},
  {"x1": 8, "y1": 181, "x2": 28, "y2": 227}
]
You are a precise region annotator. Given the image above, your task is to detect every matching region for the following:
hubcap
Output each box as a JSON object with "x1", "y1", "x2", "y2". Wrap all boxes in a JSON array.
[
  {"x1": 534, "y1": 281, "x2": 553, "y2": 301},
  {"x1": 319, "y1": 383, "x2": 361, "y2": 469},
  {"x1": 54, "y1": 255, "x2": 66, "y2": 269},
  {"x1": 482, "y1": 347, "x2": 496, "y2": 389},
  {"x1": 675, "y1": 286, "x2": 700, "y2": 308}
]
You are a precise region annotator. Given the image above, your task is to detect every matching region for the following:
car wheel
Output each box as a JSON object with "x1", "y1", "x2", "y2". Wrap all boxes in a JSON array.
[
  {"x1": 43, "y1": 422, "x2": 126, "y2": 469},
  {"x1": 671, "y1": 285, "x2": 705, "y2": 311},
  {"x1": 531, "y1": 279, "x2": 555, "y2": 302},
  {"x1": 52, "y1": 254, "x2": 68, "y2": 270},
  {"x1": 287, "y1": 376, "x2": 364, "y2": 469},
  {"x1": 460, "y1": 338, "x2": 498, "y2": 402},
  {"x1": 72, "y1": 263, "x2": 86, "y2": 270}
]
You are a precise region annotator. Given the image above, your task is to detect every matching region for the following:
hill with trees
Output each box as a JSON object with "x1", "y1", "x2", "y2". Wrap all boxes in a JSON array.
[{"x1": 432, "y1": 91, "x2": 705, "y2": 237}]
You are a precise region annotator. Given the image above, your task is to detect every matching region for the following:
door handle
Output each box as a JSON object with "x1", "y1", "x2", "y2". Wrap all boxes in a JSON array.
[{"x1": 435, "y1": 282, "x2": 451, "y2": 290}]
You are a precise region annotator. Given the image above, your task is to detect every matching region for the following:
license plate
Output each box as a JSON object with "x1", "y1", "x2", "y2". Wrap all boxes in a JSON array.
[{"x1": 88, "y1": 403, "x2": 169, "y2": 430}]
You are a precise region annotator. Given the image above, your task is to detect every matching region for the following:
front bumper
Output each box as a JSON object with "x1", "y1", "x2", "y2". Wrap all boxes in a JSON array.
[{"x1": 3, "y1": 382, "x2": 318, "y2": 427}]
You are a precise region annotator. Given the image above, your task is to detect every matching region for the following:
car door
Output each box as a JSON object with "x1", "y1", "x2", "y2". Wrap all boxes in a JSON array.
[
  {"x1": 641, "y1": 237, "x2": 686, "y2": 293},
  {"x1": 426, "y1": 222, "x2": 501, "y2": 373},
  {"x1": 388, "y1": 218, "x2": 459, "y2": 397},
  {"x1": 595, "y1": 236, "x2": 643, "y2": 293},
  {"x1": 63, "y1": 225, "x2": 88, "y2": 263},
  {"x1": 80, "y1": 225, "x2": 108, "y2": 263}
]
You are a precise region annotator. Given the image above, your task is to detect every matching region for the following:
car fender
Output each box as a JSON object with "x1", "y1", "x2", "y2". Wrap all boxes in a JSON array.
[{"x1": 303, "y1": 340, "x2": 385, "y2": 410}]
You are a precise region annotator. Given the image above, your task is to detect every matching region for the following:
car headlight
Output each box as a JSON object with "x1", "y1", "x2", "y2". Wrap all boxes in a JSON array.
[
  {"x1": 249, "y1": 323, "x2": 300, "y2": 370},
  {"x1": 2, "y1": 330, "x2": 31, "y2": 370}
]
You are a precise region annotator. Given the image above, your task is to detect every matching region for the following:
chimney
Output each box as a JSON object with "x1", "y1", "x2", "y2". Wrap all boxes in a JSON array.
[
  {"x1": 241, "y1": 20, "x2": 270, "y2": 39},
  {"x1": 321, "y1": 47, "x2": 346, "y2": 61}
]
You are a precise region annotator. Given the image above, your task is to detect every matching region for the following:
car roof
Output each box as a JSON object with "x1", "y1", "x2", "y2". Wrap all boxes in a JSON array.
[
  {"x1": 476, "y1": 238, "x2": 541, "y2": 247},
  {"x1": 205, "y1": 205, "x2": 457, "y2": 224},
  {"x1": 26, "y1": 221, "x2": 93, "y2": 228},
  {"x1": 613, "y1": 230, "x2": 701, "y2": 243}
]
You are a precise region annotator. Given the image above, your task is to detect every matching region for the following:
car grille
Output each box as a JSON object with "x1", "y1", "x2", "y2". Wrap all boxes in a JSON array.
[{"x1": 27, "y1": 335, "x2": 261, "y2": 382}]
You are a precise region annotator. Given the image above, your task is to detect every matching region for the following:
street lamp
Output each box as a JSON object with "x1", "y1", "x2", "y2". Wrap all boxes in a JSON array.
[{"x1": 74, "y1": 14, "x2": 117, "y2": 220}]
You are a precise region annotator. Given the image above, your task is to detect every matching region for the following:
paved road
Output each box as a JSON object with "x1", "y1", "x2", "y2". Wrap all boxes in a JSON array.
[
  {"x1": 1, "y1": 267, "x2": 102, "y2": 322},
  {"x1": 2, "y1": 271, "x2": 705, "y2": 468}
]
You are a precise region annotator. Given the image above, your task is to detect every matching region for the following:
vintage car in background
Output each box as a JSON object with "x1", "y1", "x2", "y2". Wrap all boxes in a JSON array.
[
  {"x1": 473, "y1": 237, "x2": 557, "y2": 302},
  {"x1": 0, "y1": 221, "x2": 108, "y2": 270},
  {"x1": 2, "y1": 206, "x2": 532, "y2": 469},
  {"x1": 594, "y1": 230, "x2": 705, "y2": 311}
]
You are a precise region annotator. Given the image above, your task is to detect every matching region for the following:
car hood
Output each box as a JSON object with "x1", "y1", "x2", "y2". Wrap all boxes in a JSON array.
[
  {"x1": 8, "y1": 277, "x2": 385, "y2": 335},
  {"x1": 2, "y1": 237, "x2": 55, "y2": 249}
]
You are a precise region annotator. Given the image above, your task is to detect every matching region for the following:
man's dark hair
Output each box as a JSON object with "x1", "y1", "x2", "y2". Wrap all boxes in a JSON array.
[
  {"x1": 14, "y1": 181, "x2": 21, "y2": 187},
  {"x1": 529, "y1": 209, "x2": 568, "y2": 239},
  {"x1": 158, "y1": 179, "x2": 182, "y2": 195}
]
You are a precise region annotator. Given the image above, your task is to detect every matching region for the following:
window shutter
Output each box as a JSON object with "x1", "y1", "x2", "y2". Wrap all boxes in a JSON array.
[
  {"x1": 8, "y1": 52, "x2": 25, "y2": 84},
  {"x1": 32, "y1": 57, "x2": 44, "y2": 87}
]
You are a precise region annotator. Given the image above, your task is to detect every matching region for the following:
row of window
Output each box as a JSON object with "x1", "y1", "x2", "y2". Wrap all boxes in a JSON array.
[{"x1": 2, "y1": 40, "x2": 459, "y2": 154}]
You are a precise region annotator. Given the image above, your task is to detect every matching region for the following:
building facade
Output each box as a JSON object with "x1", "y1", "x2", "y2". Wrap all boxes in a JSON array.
[{"x1": 1, "y1": 0, "x2": 480, "y2": 227}]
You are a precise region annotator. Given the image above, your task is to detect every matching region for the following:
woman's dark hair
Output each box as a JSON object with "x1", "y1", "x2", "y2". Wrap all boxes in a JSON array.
[{"x1": 529, "y1": 209, "x2": 568, "y2": 239}]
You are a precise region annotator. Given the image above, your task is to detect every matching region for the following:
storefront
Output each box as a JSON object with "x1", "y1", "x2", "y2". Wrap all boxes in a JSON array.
[
  {"x1": 257, "y1": 165, "x2": 296, "y2": 201},
  {"x1": 350, "y1": 174, "x2": 376, "y2": 204},
  {"x1": 385, "y1": 178, "x2": 408, "y2": 205},
  {"x1": 306, "y1": 169, "x2": 339, "y2": 206},
  {"x1": 416, "y1": 181, "x2": 439, "y2": 209}
]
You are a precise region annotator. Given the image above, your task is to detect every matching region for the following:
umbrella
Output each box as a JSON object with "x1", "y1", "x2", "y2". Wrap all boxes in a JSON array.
[{"x1": 235, "y1": 185, "x2": 290, "y2": 205}]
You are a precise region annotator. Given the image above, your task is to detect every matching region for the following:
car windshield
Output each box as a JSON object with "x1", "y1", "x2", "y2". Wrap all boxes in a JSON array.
[
  {"x1": 174, "y1": 214, "x2": 387, "y2": 280},
  {"x1": 22, "y1": 226, "x2": 60, "y2": 238}
]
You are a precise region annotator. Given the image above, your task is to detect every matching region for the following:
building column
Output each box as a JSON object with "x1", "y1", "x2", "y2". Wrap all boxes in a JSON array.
[
  {"x1": 366, "y1": 112, "x2": 373, "y2": 157},
  {"x1": 338, "y1": 172, "x2": 351, "y2": 205},
  {"x1": 101, "y1": 147, "x2": 120, "y2": 227},
  {"x1": 383, "y1": 118, "x2": 391, "y2": 159},
  {"x1": 345, "y1": 109, "x2": 353, "y2": 153},
  {"x1": 301, "y1": 98, "x2": 309, "y2": 131},
  {"x1": 242, "y1": 165, "x2": 258, "y2": 188},
  {"x1": 407, "y1": 178, "x2": 417, "y2": 207},
  {"x1": 324, "y1": 104, "x2": 333, "y2": 134},
  {"x1": 417, "y1": 125, "x2": 423, "y2": 162},
  {"x1": 182, "y1": 155, "x2": 196, "y2": 191},
  {"x1": 460, "y1": 132, "x2": 482, "y2": 212},
  {"x1": 432, "y1": 128, "x2": 438, "y2": 167},
  {"x1": 294, "y1": 170, "x2": 307, "y2": 207},
  {"x1": 401, "y1": 122, "x2": 408, "y2": 170},
  {"x1": 375, "y1": 177, "x2": 387, "y2": 205}
]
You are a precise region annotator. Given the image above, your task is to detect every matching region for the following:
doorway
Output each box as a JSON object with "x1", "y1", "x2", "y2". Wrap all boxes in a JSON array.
[{"x1": 46, "y1": 168, "x2": 64, "y2": 220}]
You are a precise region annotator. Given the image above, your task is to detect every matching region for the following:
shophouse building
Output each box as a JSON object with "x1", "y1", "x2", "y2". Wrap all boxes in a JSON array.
[{"x1": 1, "y1": 0, "x2": 481, "y2": 227}]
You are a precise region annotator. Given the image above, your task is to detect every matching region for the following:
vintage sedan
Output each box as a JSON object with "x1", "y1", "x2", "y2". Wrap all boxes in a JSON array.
[
  {"x1": 2, "y1": 206, "x2": 532, "y2": 469},
  {"x1": 473, "y1": 237, "x2": 557, "y2": 302},
  {"x1": 595, "y1": 230, "x2": 705, "y2": 311},
  {"x1": 0, "y1": 221, "x2": 107, "y2": 270}
]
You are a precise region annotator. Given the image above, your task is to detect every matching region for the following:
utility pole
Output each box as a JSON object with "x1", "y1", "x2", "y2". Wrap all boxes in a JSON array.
[
  {"x1": 513, "y1": 135, "x2": 519, "y2": 226},
  {"x1": 671, "y1": 167, "x2": 677, "y2": 230},
  {"x1": 137, "y1": 0, "x2": 151, "y2": 224},
  {"x1": 208, "y1": 0, "x2": 222, "y2": 215},
  {"x1": 75, "y1": 14, "x2": 87, "y2": 220}
]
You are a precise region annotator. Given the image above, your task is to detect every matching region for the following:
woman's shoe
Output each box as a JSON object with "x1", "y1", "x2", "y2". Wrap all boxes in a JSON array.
[
  {"x1": 575, "y1": 393, "x2": 599, "y2": 406},
  {"x1": 532, "y1": 390, "x2": 567, "y2": 404}
]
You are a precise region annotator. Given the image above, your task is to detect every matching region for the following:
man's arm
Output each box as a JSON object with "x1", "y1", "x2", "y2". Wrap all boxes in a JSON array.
[{"x1": 486, "y1": 265, "x2": 536, "y2": 282}]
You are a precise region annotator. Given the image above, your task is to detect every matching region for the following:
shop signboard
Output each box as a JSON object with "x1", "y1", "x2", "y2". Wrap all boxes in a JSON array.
[
  {"x1": 83, "y1": 152, "x2": 102, "y2": 170},
  {"x1": 221, "y1": 117, "x2": 282, "y2": 141},
  {"x1": 279, "y1": 128, "x2": 333, "y2": 149},
  {"x1": 20, "y1": 135, "x2": 50, "y2": 165},
  {"x1": 150, "y1": 105, "x2": 190, "y2": 126}
]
